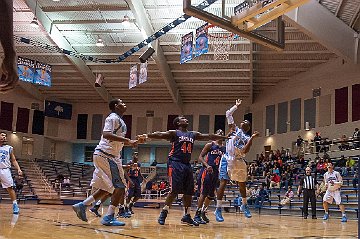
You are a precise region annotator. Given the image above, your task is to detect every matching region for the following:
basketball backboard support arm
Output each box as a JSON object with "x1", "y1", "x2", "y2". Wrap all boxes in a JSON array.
[{"x1": 183, "y1": 0, "x2": 285, "y2": 51}]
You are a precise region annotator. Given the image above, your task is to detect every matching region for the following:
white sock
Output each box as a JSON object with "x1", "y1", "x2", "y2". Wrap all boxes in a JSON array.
[
  {"x1": 95, "y1": 200, "x2": 102, "y2": 206},
  {"x1": 106, "y1": 205, "x2": 116, "y2": 216},
  {"x1": 13, "y1": 200, "x2": 17, "y2": 204},
  {"x1": 325, "y1": 211, "x2": 329, "y2": 214},
  {"x1": 163, "y1": 205, "x2": 169, "y2": 211},
  {"x1": 83, "y1": 195, "x2": 95, "y2": 206},
  {"x1": 342, "y1": 213, "x2": 346, "y2": 217},
  {"x1": 201, "y1": 205, "x2": 208, "y2": 212},
  {"x1": 216, "y1": 200, "x2": 222, "y2": 208}
]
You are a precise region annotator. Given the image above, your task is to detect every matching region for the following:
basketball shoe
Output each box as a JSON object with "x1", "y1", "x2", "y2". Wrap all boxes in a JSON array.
[
  {"x1": 240, "y1": 204, "x2": 252, "y2": 218},
  {"x1": 158, "y1": 209, "x2": 168, "y2": 225},
  {"x1": 193, "y1": 210, "x2": 206, "y2": 224},
  {"x1": 181, "y1": 214, "x2": 199, "y2": 226},
  {"x1": 101, "y1": 214, "x2": 125, "y2": 226},
  {"x1": 72, "y1": 202, "x2": 88, "y2": 222},
  {"x1": 214, "y1": 208, "x2": 224, "y2": 222}
]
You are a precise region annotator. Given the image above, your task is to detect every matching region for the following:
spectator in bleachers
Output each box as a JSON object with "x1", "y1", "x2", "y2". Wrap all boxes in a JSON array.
[
  {"x1": 265, "y1": 172, "x2": 272, "y2": 189},
  {"x1": 150, "y1": 159, "x2": 158, "y2": 167},
  {"x1": 63, "y1": 177, "x2": 71, "y2": 188},
  {"x1": 14, "y1": 175, "x2": 24, "y2": 195},
  {"x1": 279, "y1": 186, "x2": 294, "y2": 206},
  {"x1": 338, "y1": 134, "x2": 350, "y2": 151},
  {"x1": 272, "y1": 165, "x2": 280, "y2": 176},
  {"x1": 315, "y1": 158, "x2": 325, "y2": 179},
  {"x1": 280, "y1": 172, "x2": 290, "y2": 189},
  {"x1": 254, "y1": 184, "x2": 268, "y2": 208},
  {"x1": 248, "y1": 164, "x2": 256, "y2": 182},
  {"x1": 296, "y1": 135, "x2": 303, "y2": 156},
  {"x1": 353, "y1": 128, "x2": 359, "y2": 149},
  {"x1": 145, "y1": 180, "x2": 153, "y2": 199},
  {"x1": 247, "y1": 185, "x2": 258, "y2": 205},
  {"x1": 269, "y1": 173, "x2": 280, "y2": 189},
  {"x1": 346, "y1": 157, "x2": 356, "y2": 175},
  {"x1": 314, "y1": 132, "x2": 322, "y2": 153},
  {"x1": 352, "y1": 172, "x2": 358, "y2": 189},
  {"x1": 335, "y1": 156, "x2": 347, "y2": 176}
]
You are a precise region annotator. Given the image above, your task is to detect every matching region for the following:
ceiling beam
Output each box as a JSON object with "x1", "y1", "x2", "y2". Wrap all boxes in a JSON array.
[
  {"x1": 250, "y1": 42, "x2": 254, "y2": 104},
  {"x1": 284, "y1": 0, "x2": 357, "y2": 63},
  {"x1": 25, "y1": 0, "x2": 112, "y2": 102},
  {"x1": 350, "y1": 4, "x2": 360, "y2": 28},
  {"x1": 334, "y1": 0, "x2": 344, "y2": 17},
  {"x1": 127, "y1": 0, "x2": 182, "y2": 109},
  {"x1": 41, "y1": 5, "x2": 129, "y2": 12}
]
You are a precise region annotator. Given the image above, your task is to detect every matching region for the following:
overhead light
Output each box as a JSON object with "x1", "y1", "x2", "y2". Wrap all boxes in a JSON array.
[
  {"x1": 96, "y1": 38, "x2": 104, "y2": 47},
  {"x1": 122, "y1": 15, "x2": 131, "y2": 27},
  {"x1": 30, "y1": 17, "x2": 39, "y2": 28},
  {"x1": 12, "y1": 131, "x2": 17, "y2": 134}
]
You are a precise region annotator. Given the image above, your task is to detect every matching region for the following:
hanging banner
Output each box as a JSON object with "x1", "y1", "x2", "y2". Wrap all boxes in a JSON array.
[
  {"x1": 139, "y1": 62, "x2": 148, "y2": 84},
  {"x1": 129, "y1": 65, "x2": 138, "y2": 89},
  {"x1": 17, "y1": 56, "x2": 35, "y2": 83},
  {"x1": 195, "y1": 23, "x2": 209, "y2": 58},
  {"x1": 180, "y1": 32, "x2": 193, "y2": 64},
  {"x1": 34, "y1": 61, "x2": 52, "y2": 87}
]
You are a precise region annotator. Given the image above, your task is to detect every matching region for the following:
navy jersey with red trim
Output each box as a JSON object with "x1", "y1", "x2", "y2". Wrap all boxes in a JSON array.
[
  {"x1": 168, "y1": 130, "x2": 195, "y2": 163},
  {"x1": 204, "y1": 143, "x2": 223, "y2": 170},
  {"x1": 128, "y1": 162, "x2": 141, "y2": 180}
]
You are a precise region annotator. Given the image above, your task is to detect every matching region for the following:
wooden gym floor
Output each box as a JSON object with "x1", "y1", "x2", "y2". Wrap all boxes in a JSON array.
[{"x1": 0, "y1": 203, "x2": 357, "y2": 239}]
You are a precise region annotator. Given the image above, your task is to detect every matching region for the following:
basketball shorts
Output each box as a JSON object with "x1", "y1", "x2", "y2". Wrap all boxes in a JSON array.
[
  {"x1": 323, "y1": 190, "x2": 342, "y2": 205},
  {"x1": 198, "y1": 167, "x2": 218, "y2": 199},
  {"x1": 0, "y1": 168, "x2": 14, "y2": 188},
  {"x1": 90, "y1": 153, "x2": 126, "y2": 194},
  {"x1": 127, "y1": 180, "x2": 141, "y2": 198},
  {"x1": 168, "y1": 159, "x2": 194, "y2": 195},
  {"x1": 219, "y1": 155, "x2": 230, "y2": 181},
  {"x1": 227, "y1": 156, "x2": 247, "y2": 182}
]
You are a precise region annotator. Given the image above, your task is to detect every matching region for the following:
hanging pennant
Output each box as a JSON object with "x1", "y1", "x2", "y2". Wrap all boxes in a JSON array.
[
  {"x1": 195, "y1": 23, "x2": 209, "y2": 58},
  {"x1": 180, "y1": 32, "x2": 193, "y2": 64},
  {"x1": 139, "y1": 62, "x2": 148, "y2": 84},
  {"x1": 129, "y1": 65, "x2": 138, "y2": 89}
]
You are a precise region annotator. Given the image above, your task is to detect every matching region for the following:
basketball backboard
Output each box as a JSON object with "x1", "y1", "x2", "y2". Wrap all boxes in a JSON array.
[{"x1": 184, "y1": 0, "x2": 301, "y2": 51}]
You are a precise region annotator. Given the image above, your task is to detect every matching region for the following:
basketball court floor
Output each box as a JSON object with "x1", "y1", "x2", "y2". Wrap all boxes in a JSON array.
[{"x1": 0, "y1": 204, "x2": 357, "y2": 239}]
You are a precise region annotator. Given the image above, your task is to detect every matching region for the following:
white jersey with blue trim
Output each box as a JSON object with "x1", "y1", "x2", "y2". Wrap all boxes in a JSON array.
[
  {"x1": 96, "y1": 113, "x2": 127, "y2": 158},
  {"x1": 0, "y1": 145, "x2": 13, "y2": 169},
  {"x1": 225, "y1": 126, "x2": 250, "y2": 158}
]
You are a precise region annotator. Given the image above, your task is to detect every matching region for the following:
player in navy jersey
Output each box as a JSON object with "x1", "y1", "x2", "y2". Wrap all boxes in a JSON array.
[
  {"x1": 125, "y1": 151, "x2": 144, "y2": 215},
  {"x1": 194, "y1": 129, "x2": 224, "y2": 224},
  {"x1": 137, "y1": 116, "x2": 227, "y2": 226}
]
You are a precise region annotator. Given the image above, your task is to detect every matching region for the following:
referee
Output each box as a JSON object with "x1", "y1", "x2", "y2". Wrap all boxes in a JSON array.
[{"x1": 297, "y1": 167, "x2": 318, "y2": 219}]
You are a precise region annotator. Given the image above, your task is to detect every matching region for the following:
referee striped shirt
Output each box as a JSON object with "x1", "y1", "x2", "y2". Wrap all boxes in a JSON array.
[{"x1": 300, "y1": 175, "x2": 317, "y2": 190}]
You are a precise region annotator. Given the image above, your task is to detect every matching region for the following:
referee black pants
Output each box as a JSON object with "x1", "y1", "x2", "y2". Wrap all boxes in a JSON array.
[{"x1": 303, "y1": 189, "x2": 316, "y2": 217}]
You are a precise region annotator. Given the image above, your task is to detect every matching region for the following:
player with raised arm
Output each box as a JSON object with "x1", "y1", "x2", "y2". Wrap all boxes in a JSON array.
[
  {"x1": 137, "y1": 116, "x2": 227, "y2": 226},
  {"x1": 193, "y1": 129, "x2": 225, "y2": 224},
  {"x1": 214, "y1": 99, "x2": 259, "y2": 222},
  {"x1": 72, "y1": 99, "x2": 137, "y2": 226},
  {"x1": 0, "y1": 132, "x2": 22, "y2": 214},
  {"x1": 322, "y1": 162, "x2": 347, "y2": 222}
]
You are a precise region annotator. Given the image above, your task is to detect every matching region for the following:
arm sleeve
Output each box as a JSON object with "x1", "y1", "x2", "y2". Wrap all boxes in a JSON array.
[
  {"x1": 226, "y1": 105, "x2": 237, "y2": 125},
  {"x1": 103, "y1": 117, "x2": 115, "y2": 132}
]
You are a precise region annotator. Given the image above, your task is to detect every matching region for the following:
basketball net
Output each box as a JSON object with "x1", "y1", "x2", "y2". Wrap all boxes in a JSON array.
[{"x1": 207, "y1": 24, "x2": 235, "y2": 61}]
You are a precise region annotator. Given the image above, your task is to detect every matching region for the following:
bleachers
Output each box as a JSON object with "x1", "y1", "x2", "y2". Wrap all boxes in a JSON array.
[{"x1": 35, "y1": 159, "x2": 94, "y2": 200}]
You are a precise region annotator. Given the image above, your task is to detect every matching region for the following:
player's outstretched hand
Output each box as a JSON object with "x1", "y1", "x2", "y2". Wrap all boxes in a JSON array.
[
  {"x1": 17, "y1": 169, "x2": 23, "y2": 176},
  {"x1": 136, "y1": 134, "x2": 148, "y2": 143},
  {"x1": 235, "y1": 99, "x2": 242, "y2": 107},
  {"x1": 0, "y1": 58, "x2": 18, "y2": 93},
  {"x1": 128, "y1": 139, "x2": 138, "y2": 148},
  {"x1": 252, "y1": 131, "x2": 260, "y2": 138}
]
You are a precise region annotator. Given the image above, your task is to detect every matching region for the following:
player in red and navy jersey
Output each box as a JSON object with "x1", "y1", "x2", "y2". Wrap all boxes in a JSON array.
[
  {"x1": 125, "y1": 151, "x2": 144, "y2": 215},
  {"x1": 137, "y1": 116, "x2": 227, "y2": 226},
  {"x1": 194, "y1": 129, "x2": 224, "y2": 224}
]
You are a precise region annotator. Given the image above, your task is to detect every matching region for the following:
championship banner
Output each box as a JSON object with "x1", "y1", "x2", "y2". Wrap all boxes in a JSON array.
[
  {"x1": 44, "y1": 100, "x2": 72, "y2": 120},
  {"x1": 195, "y1": 23, "x2": 209, "y2": 58},
  {"x1": 17, "y1": 56, "x2": 35, "y2": 83},
  {"x1": 139, "y1": 62, "x2": 148, "y2": 84},
  {"x1": 129, "y1": 65, "x2": 138, "y2": 89},
  {"x1": 180, "y1": 32, "x2": 193, "y2": 64},
  {"x1": 34, "y1": 61, "x2": 52, "y2": 87}
]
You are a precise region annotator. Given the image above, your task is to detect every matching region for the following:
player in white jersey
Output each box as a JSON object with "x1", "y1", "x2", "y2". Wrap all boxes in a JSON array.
[
  {"x1": 322, "y1": 162, "x2": 347, "y2": 222},
  {"x1": 73, "y1": 99, "x2": 138, "y2": 226},
  {"x1": 0, "y1": 132, "x2": 23, "y2": 214},
  {"x1": 214, "y1": 99, "x2": 259, "y2": 222}
]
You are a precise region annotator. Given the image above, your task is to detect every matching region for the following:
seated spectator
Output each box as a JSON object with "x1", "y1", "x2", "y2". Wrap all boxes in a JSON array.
[
  {"x1": 159, "y1": 181, "x2": 166, "y2": 190},
  {"x1": 248, "y1": 164, "x2": 256, "y2": 182},
  {"x1": 346, "y1": 157, "x2": 356, "y2": 175},
  {"x1": 280, "y1": 186, "x2": 294, "y2": 206},
  {"x1": 14, "y1": 175, "x2": 24, "y2": 194},
  {"x1": 296, "y1": 135, "x2": 303, "y2": 156},
  {"x1": 269, "y1": 173, "x2": 281, "y2": 189},
  {"x1": 255, "y1": 184, "x2": 268, "y2": 208},
  {"x1": 336, "y1": 155, "x2": 347, "y2": 176},
  {"x1": 352, "y1": 172, "x2": 358, "y2": 189},
  {"x1": 339, "y1": 134, "x2": 350, "y2": 151},
  {"x1": 63, "y1": 177, "x2": 71, "y2": 188},
  {"x1": 315, "y1": 158, "x2": 325, "y2": 179},
  {"x1": 280, "y1": 172, "x2": 290, "y2": 189},
  {"x1": 233, "y1": 195, "x2": 241, "y2": 211},
  {"x1": 353, "y1": 128, "x2": 359, "y2": 149},
  {"x1": 247, "y1": 185, "x2": 259, "y2": 205},
  {"x1": 272, "y1": 165, "x2": 280, "y2": 176},
  {"x1": 314, "y1": 132, "x2": 322, "y2": 153},
  {"x1": 264, "y1": 172, "x2": 272, "y2": 189},
  {"x1": 150, "y1": 159, "x2": 158, "y2": 166}
]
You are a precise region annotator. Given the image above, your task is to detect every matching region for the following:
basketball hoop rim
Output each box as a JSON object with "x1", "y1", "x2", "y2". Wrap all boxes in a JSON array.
[{"x1": 205, "y1": 24, "x2": 237, "y2": 39}]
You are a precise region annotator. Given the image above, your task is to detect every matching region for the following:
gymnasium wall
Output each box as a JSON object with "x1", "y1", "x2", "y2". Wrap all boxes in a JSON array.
[{"x1": 247, "y1": 58, "x2": 360, "y2": 161}]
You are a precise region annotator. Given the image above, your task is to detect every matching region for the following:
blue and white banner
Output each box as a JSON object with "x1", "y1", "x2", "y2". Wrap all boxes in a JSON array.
[
  {"x1": 139, "y1": 62, "x2": 148, "y2": 84},
  {"x1": 195, "y1": 23, "x2": 209, "y2": 58},
  {"x1": 44, "y1": 100, "x2": 72, "y2": 120},
  {"x1": 129, "y1": 65, "x2": 138, "y2": 89},
  {"x1": 180, "y1": 32, "x2": 193, "y2": 64},
  {"x1": 17, "y1": 56, "x2": 35, "y2": 83},
  {"x1": 34, "y1": 61, "x2": 52, "y2": 87}
]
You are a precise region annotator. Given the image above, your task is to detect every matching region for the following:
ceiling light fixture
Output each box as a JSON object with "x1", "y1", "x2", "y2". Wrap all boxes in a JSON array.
[
  {"x1": 96, "y1": 37, "x2": 104, "y2": 46},
  {"x1": 122, "y1": 15, "x2": 131, "y2": 27}
]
